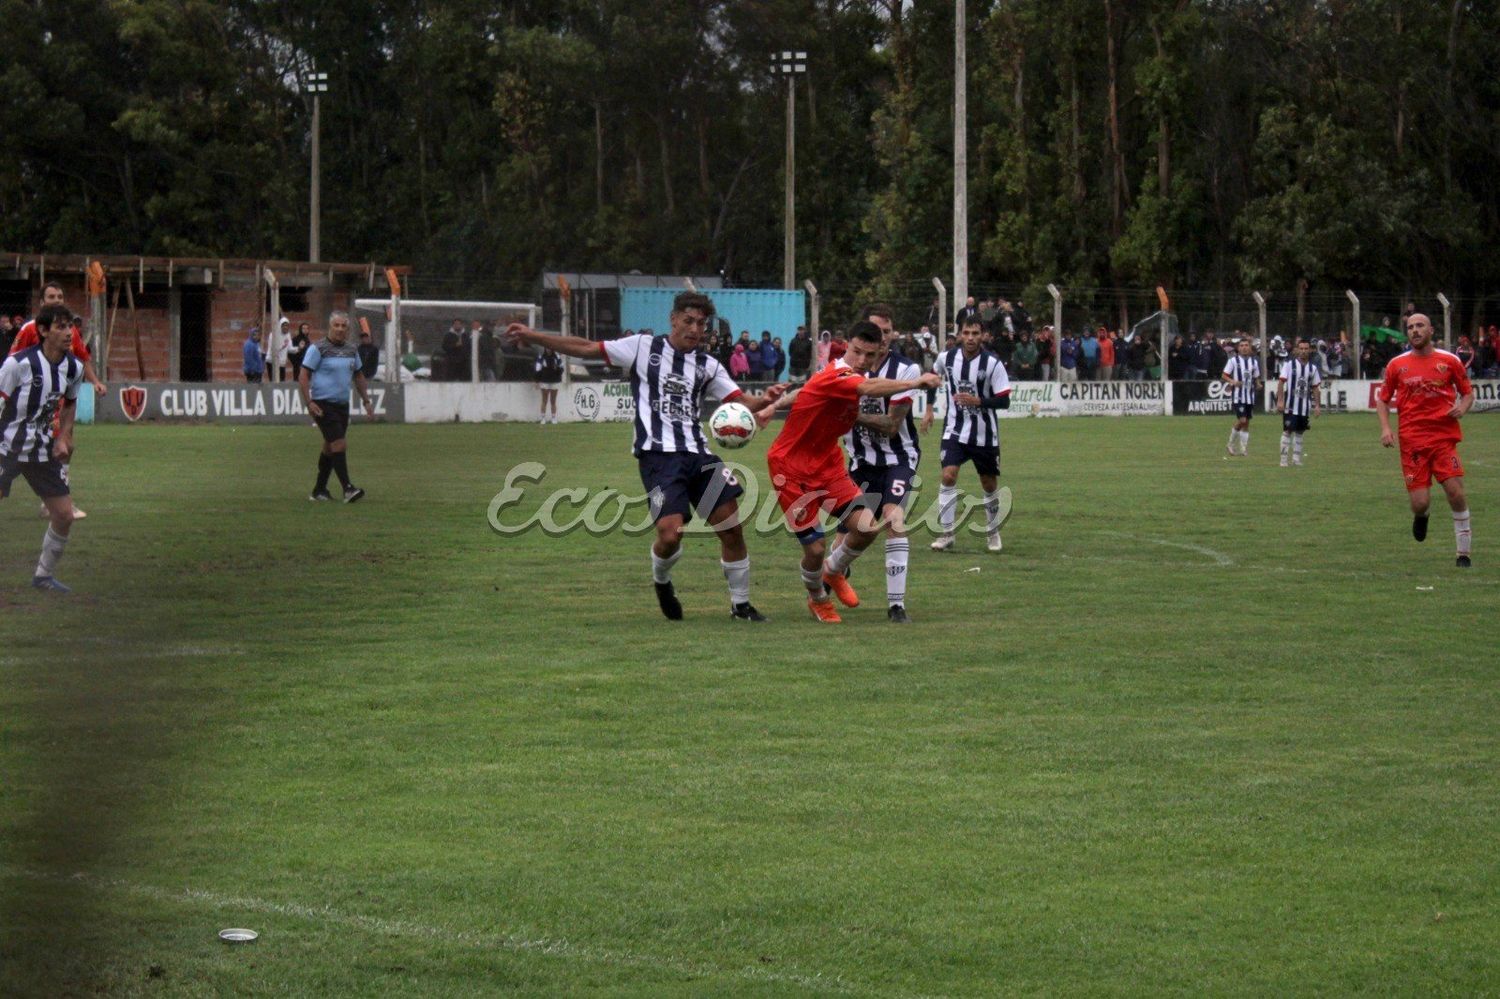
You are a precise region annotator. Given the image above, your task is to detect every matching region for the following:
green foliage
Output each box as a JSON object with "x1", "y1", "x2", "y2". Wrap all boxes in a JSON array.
[{"x1": 1, "y1": 1, "x2": 1498, "y2": 303}]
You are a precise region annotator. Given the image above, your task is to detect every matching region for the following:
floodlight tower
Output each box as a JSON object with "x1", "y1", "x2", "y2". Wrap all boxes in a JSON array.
[
  {"x1": 304, "y1": 69, "x2": 330, "y2": 263},
  {"x1": 770, "y1": 50, "x2": 807, "y2": 291}
]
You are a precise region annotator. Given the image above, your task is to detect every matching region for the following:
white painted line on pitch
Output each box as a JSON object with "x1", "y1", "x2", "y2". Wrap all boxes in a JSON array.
[
  {"x1": 8, "y1": 868, "x2": 939, "y2": 999},
  {"x1": 1102, "y1": 531, "x2": 1236, "y2": 567}
]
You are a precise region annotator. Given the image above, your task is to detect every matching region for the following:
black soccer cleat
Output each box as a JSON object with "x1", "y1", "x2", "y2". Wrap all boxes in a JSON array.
[
  {"x1": 887, "y1": 604, "x2": 911, "y2": 624},
  {"x1": 1413, "y1": 514, "x2": 1429, "y2": 542},
  {"x1": 1457, "y1": 555, "x2": 1472, "y2": 568},
  {"x1": 309, "y1": 489, "x2": 332, "y2": 502},
  {"x1": 654, "y1": 581, "x2": 683, "y2": 620},
  {"x1": 343, "y1": 485, "x2": 366, "y2": 504},
  {"x1": 730, "y1": 602, "x2": 768, "y2": 622}
]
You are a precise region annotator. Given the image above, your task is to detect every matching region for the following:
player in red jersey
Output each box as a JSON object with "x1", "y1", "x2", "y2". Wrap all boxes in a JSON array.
[
  {"x1": 9, "y1": 283, "x2": 105, "y2": 392},
  {"x1": 766, "y1": 320, "x2": 940, "y2": 622},
  {"x1": 1376, "y1": 313, "x2": 1475, "y2": 567}
]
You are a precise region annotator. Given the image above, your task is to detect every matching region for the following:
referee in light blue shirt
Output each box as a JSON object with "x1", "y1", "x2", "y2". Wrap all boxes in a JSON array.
[{"x1": 298, "y1": 311, "x2": 374, "y2": 502}]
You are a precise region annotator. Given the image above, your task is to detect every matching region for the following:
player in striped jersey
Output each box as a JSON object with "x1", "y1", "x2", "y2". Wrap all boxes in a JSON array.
[
  {"x1": 921, "y1": 318, "x2": 1011, "y2": 553},
  {"x1": 1220, "y1": 339, "x2": 1262, "y2": 456},
  {"x1": 0, "y1": 305, "x2": 85, "y2": 592},
  {"x1": 835, "y1": 304, "x2": 923, "y2": 622},
  {"x1": 10, "y1": 281, "x2": 104, "y2": 519},
  {"x1": 506, "y1": 292, "x2": 786, "y2": 621},
  {"x1": 1275, "y1": 338, "x2": 1322, "y2": 467}
]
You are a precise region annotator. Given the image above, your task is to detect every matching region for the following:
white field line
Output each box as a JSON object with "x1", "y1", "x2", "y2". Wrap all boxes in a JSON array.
[
  {"x1": 1101, "y1": 531, "x2": 1236, "y2": 567},
  {"x1": 9, "y1": 868, "x2": 940, "y2": 999},
  {"x1": 1065, "y1": 545, "x2": 1498, "y2": 586}
]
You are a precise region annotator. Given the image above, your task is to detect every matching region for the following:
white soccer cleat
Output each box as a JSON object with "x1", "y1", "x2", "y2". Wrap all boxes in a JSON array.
[
  {"x1": 930, "y1": 534, "x2": 955, "y2": 552},
  {"x1": 1292, "y1": 458, "x2": 1303, "y2": 467},
  {"x1": 1280, "y1": 458, "x2": 1289, "y2": 467},
  {"x1": 987, "y1": 532, "x2": 1002, "y2": 552}
]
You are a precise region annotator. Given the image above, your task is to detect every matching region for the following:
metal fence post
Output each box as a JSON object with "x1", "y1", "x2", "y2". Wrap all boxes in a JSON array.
[
  {"x1": 932, "y1": 277, "x2": 947, "y2": 351},
  {"x1": 1346, "y1": 290, "x2": 1360, "y2": 379},
  {"x1": 1437, "y1": 292, "x2": 1452, "y2": 351},
  {"x1": 1047, "y1": 283, "x2": 1062, "y2": 383}
]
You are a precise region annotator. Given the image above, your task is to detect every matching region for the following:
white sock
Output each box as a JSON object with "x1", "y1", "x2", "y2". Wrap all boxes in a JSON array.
[
  {"x1": 651, "y1": 547, "x2": 683, "y2": 584},
  {"x1": 1228, "y1": 428, "x2": 1238, "y2": 450},
  {"x1": 1453, "y1": 510, "x2": 1472, "y2": 556},
  {"x1": 721, "y1": 557, "x2": 750, "y2": 605},
  {"x1": 886, "y1": 538, "x2": 909, "y2": 606},
  {"x1": 938, "y1": 485, "x2": 959, "y2": 534},
  {"x1": 801, "y1": 565, "x2": 827, "y2": 599},
  {"x1": 1239, "y1": 430, "x2": 1250, "y2": 454},
  {"x1": 983, "y1": 490, "x2": 1002, "y2": 534},
  {"x1": 1293, "y1": 434, "x2": 1304, "y2": 462},
  {"x1": 36, "y1": 527, "x2": 68, "y2": 578},
  {"x1": 826, "y1": 541, "x2": 862, "y2": 577},
  {"x1": 1280, "y1": 433, "x2": 1291, "y2": 461}
]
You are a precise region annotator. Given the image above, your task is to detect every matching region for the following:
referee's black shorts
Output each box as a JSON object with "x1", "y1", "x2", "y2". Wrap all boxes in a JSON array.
[{"x1": 314, "y1": 399, "x2": 351, "y2": 443}]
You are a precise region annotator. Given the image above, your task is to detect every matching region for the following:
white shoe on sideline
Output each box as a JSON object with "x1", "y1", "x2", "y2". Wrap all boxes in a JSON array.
[
  {"x1": 931, "y1": 534, "x2": 955, "y2": 552},
  {"x1": 987, "y1": 532, "x2": 1002, "y2": 552}
]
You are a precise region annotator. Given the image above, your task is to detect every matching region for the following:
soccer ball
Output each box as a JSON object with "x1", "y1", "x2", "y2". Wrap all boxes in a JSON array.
[{"x1": 709, "y1": 402, "x2": 757, "y2": 449}]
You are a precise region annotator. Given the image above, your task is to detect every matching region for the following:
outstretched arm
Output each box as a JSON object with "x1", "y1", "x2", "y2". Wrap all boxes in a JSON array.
[
  {"x1": 857, "y1": 372, "x2": 941, "y2": 399},
  {"x1": 506, "y1": 323, "x2": 605, "y2": 360}
]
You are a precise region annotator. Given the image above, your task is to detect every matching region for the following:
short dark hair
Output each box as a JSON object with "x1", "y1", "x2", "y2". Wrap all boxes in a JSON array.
[
  {"x1": 961, "y1": 318, "x2": 982, "y2": 331},
  {"x1": 847, "y1": 320, "x2": 883, "y2": 345},
  {"x1": 860, "y1": 302, "x2": 894, "y2": 322},
  {"x1": 672, "y1": 291, "x2": 715, "y2": 317},
  {"x1": 35, "y1": 304, "x2": 71, "y2": 330},
  {"x1": 41, "y1": 280, "x2": 64, "y2": 296}
]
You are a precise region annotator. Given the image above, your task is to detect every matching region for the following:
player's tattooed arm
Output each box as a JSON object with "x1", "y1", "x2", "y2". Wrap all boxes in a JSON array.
[{"x1": 856, "y1": 400, "x2": 910, "y2": 437}]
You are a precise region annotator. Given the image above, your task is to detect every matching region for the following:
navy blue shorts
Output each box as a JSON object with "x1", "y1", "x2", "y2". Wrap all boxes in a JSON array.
[
  {"x1": 1233, "y1": 402, "x2": 1255, "y2": 421},
  {"x1": 849, "y1": 463, "x2": 916, "y2": 511},
  {"x1": 940, "y1": 439, "x2": 1000, "y2": 478},
  {"x1": 1282, "y1": 413, "x2": 1310, "y2": 434},
  {"x1": 0, "y1": 455, "x2": 69, "y2": 500},
  {"x1": 639, "y1": 450, "x2": 744, "y2": 524}
]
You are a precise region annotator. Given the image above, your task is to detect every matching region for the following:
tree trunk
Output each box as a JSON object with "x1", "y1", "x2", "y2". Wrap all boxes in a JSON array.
[
  {"x1": 1104, "y1": 0, "x2": 1127, "y2": 238},
  {"x1": 656, "y1": 114, "x2": 675, "y2": 216},
  {"x1": 1151, "y1": 20, "x2": 1170, "y2": 198},
  {"x1": 594, "y1": 101, "x2": 605, "y2": 212}
]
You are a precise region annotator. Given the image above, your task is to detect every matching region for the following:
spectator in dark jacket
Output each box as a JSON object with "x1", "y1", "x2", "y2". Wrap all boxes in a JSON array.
[
  {"x1": 358, "y1": 329, "x2": 380, "y2": 378},
  {"x1": 788, "y1": 327, "x2": 814, "y2": 381}
]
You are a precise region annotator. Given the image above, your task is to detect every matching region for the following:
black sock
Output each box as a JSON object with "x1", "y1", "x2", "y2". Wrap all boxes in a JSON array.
[
  {"x1": 332, "y1": 452, "x2": 352, "y2": 489},
  {"x1": 315, "y1": 453, "x2": 333, "y2": 491}
]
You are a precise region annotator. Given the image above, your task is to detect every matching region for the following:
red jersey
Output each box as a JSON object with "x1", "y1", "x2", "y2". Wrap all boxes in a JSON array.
[
  {"x1": 10, "y1": 320, "x2": 91, "y2": 362},
  {"x1": 767, "y1": 362, "x2": 866, "y2": 477},
  {"x1": 1380, "y1": 348, "x2": 1471, "y2": 448}
]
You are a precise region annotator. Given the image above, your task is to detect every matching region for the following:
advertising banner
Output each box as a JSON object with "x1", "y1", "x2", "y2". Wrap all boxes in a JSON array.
[{"x1": 96, "y1": 382, "x2": 403, "y2": 424}]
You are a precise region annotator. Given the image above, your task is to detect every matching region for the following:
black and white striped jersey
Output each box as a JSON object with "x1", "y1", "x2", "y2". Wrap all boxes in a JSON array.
[
  {"x1": 1278, "y1": 359, "x2": 1322, "y2": 416},
  {"x1": 846, "y1": 352, "x2": 922, "y2": 470},
  {"x1": 934, "y1": 346, "x2": 1010, "y2": 448},
  {"x1": 0, "y1": 347, "x2": 83, "y2": 462},
  {"x1": 1221, "y1": 355, "x2": 1262, "y2": 406},
  {"x1": 599, "y1": 334, "x2": 742, "y2": 456}
]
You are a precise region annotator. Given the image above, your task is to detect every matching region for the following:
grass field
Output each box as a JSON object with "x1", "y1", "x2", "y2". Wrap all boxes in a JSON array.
[{"x1": 1, "y1": 414, "x2": 1496, "y2": 996}]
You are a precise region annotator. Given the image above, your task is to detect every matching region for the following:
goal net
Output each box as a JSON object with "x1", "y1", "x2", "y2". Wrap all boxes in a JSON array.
[{"x1": 353, "y1": 297, "x2": 540, "y2": 382}]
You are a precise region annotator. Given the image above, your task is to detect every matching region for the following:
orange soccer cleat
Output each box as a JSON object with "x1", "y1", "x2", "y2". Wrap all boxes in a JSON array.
[
  {"x1": 807, "y1": 597, "x2": 843, "y2": 623},
  {"x1": 823, "y1": 571, "x2": 860, "y2": 608}
]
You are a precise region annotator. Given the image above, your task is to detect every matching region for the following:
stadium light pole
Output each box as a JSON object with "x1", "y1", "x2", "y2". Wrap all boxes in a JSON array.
[
  {"x1": 1436, "y1": 292, "x2": 1452, "y2": 351},
  {"x1": 770, "y1": 51, "x2": 806, "y2": 291},
  {"x1": 304, "y1": 69, "x2": 329, "y2": 263},
  {"x1": 1346, "y1": 289, "x2": 1360, "y2": 379},
  {"x1": 953, "y1": 0, "x2": 968, "y2": 308}
]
